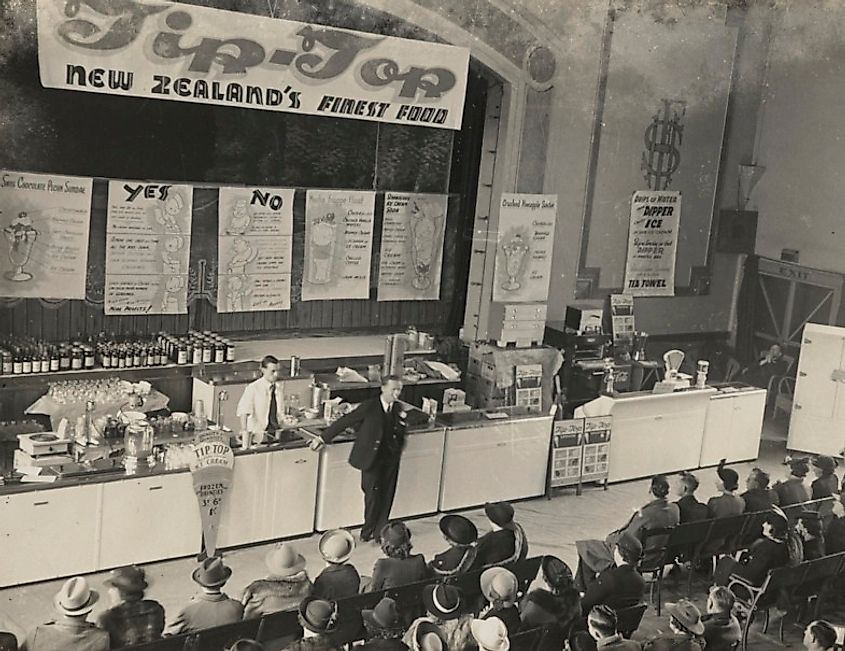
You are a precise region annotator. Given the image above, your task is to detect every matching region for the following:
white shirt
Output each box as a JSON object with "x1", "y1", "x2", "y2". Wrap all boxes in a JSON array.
[
  {"x1": 380, "y1": 396, "x2": 394, "y2": 414},
  {"x1": 236, "y1": 377, "x2": 284, "y2": 433}
]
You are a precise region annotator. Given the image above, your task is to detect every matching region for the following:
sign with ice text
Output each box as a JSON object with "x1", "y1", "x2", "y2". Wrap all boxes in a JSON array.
[{"x1": 623, "y1": 190, "x2": 681, "y2": 297}]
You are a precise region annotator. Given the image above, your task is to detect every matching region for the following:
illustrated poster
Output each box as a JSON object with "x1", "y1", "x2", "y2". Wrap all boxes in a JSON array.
[
  {"x1": 190, "y1": 436, "x2": 234, "y2": 559},
  {"x1": 377, "y1": 193, "x2": 446, "y2": 301},
  {"x1": 302, "y1": 190, "x2": 375, "y2": 301},
  {"x1": 0, "y1": 171, "x2": 92, "y2": 299},
  {"x1": 217, "y1": 187, "x2": 294, "y2": 312},
  {"x1": 105, "y1": 181, "x2": 193, "y2": 315},
  {"x1": 492, "y1": 194, "x2": 558, "y2": 303},
  {"x1": 623, "y1": 190, "x2": 681, "y2": 296}
]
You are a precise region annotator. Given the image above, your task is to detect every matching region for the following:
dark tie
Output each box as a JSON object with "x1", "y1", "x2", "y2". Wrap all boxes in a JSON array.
[{"x1": 267, "y1": 384, "x2": 279, "y2": 432}]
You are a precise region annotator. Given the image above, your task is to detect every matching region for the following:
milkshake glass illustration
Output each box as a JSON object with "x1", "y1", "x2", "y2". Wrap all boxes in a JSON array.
[
  {"x1": 4, "y1": 212, "x2": 38, "y2": 282},
  {"x1": 309, "y1": 212, "x2": 337, "y2": 284},
  {"x1": 501, "y1": 232, "x2": 529, "y2": 291},
  {"x1": 409, "y1": 201, "x2": 438, "y2": 290}
]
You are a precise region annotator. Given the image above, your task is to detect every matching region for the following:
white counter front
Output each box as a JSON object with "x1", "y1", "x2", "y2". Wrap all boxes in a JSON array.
[{"x1": 701, "y1": 388, "x2": 766, "y2": 467}]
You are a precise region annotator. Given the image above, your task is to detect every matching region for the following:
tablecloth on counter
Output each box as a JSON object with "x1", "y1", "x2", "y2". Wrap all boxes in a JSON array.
[
  {"x1": 472, "y1": 344, "x2": 563, "y2": 409},
  {"x1": 26, "y1": 389, "x2": 170, "y2": 431}
]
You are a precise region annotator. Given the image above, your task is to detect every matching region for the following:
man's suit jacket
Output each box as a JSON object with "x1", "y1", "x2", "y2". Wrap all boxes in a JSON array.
[
  {"x1": 736, "y1": 537, "x2": 789, "y2": 586},
  {"x1": 311, "y1": 563, "x2": 361, "y2": 601},
  {"x1": 702, "y1": 612, "x2": 741, "y2": 651},
  {"x1": 707, "y1": 494, "x2": 745, "y2": 519},
  {"x1": 676, "y1": 495, "x2": 709, "y2": 523},
  {"x1": 618, "y1": 498, "x2": 680, "y2": 541},
  {"x1": 580, "y1": 564, "x2": 645, "y2": 614},
  {"x1": 370, "y1": 554, "x2": 428, "y2": 591},
  {"x1": 321, "y1": 398, "x2": 405, "y2": 471},
  {"x1": 773, "y1": 478, "x2": 810, "y2": 507},
  {"x1": 741, "y1": 488, "x2": 777, "y2": 512}
]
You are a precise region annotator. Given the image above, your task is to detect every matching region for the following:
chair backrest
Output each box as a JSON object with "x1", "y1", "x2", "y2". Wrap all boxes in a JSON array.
[
  {"x1": 666, "y1": 520, "x2": 714, "y2": 557},
  {"x1": 638, "y1": 527, "x2": 673, "y2": 572},
  {"x1": 123, "y1": 634, "x2": 191, "y2": 651},
  {"x1": 616, "y1": 602, "x2": 648, "y2": 638},
  {"x1": 191, "y1": 619, "x2": 261, "y2": 651},
  {"x1": 510, "y1": 625, "x2": 545, "y2": 651},
  {"x1": 663, "y1": 349, "x2": 685, "y2": 375},
  {"x1": 782, "y1": 354, "x2": 796, "y2": 376},
  {"x1": 706, "y1": 514, "x2": 748, "y2": 555},
  {"x1": 255, "y1": 609, "x2": 301, "y2": 645}
]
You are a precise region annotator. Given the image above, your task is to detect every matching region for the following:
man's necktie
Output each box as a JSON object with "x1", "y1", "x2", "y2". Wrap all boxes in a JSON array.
[{"x1": 267, "y1": 383, "x2": 279, "y2": 432}]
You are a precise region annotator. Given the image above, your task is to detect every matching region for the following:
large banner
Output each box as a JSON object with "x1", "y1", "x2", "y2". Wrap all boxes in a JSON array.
[
  {"x1": 217, "y1": 187, "x2": 293, "y2": 313},
  {"x1": 302, "y1": 190, "x2": 375, "y2": 302},
  {"x1": 105, "y1": 181, "x2": 193, "y2": 315},
  {"x1": 190, "y1": 435, "x2": 234, "y2": 559},
  {"x1": 377, "y1": 193, "x2": 446, "y2": 301},
  {"x1": 0, "y1": 171, "x2": 92, "y2": 299},
  {"x1": 623, "y1": 190, "x2": 681, "y2": 297},
  {"x1": 492, "y1": 194, "x2": 557, "y2": 303},
  {"x1": 36, "y1": 0, "x2": 470, "y2": 130}
]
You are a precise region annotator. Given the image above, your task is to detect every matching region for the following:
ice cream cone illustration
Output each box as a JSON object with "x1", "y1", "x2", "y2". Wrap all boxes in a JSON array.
[
  {"x1": 409, "y1": 199, "x2": 439, "y2": 290},
  {"x1": 4, "y1": 212, "x2": 38, "y2": 282}
]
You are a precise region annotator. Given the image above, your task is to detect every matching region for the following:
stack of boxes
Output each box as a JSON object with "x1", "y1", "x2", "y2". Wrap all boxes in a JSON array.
[
  {"x1": 487, "y1": 303, "x2": 548, "y2": 348},
  {"x1": 465, "y1": 344, "x2": 510, "y2": 410}
]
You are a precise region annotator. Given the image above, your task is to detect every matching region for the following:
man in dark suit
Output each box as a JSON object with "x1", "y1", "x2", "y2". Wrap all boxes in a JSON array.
[
  {"x1": 674, "y1": 471, "x2": 709, "y2": 523},
  {"x1": 580, "y1": 532, "x2": 645, "y2": 614},
  {"x1": 311, "y1": 376, "x2": 406, "y2": 543},
  {"x1": 741, "y1": 468, "x2": 778, "y2": 512},
  {"x1": 773, "y1": 457, "x2": 812, "y2": 506}
]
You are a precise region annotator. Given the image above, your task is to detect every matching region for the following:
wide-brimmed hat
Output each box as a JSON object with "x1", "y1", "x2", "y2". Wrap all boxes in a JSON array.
[
  {"x1": 298, "y1": 596, "x2": 338, "y2": 634},
  {"x1": 812, "y1": 455, "x2": 838, "y2": 474},
  {"x1": 439, "y1": 514, "x2": 477, "y2": 545},
  {"x1": 716, "y1": 458, "x2": 739, "y2": 491},
  {"x1": 380, "y1": 521, "x2": 412, "y2": 548},
  {"x1": 104, "y1": 565, "x2": 148, "y2": 595},
  {"x1": 484, "y1": 502, "x2": 515, "y2": 529},
  {"x1": 423, "y1": 583, "x2": 462, "y2": 620},
  {"x1": 362, "y1": 597, "x2": 402, "y2": 632},
  {"x1": 225, "y1": 641, "x2": 266, "y2": 651},
  {"x1": 319, "y1": 529, "x2": 355, "y2": 564},
  {"x1": 541, "y1": 556, "x2": 573, "y2": 590},
  {"x1": 470, "y1": 617, "x2": 510, "y2": 651},
  {"x1": 415, "y1": 621, "x2": 448, "y2": 651},
  {"x1": 480, "y1": 567, "x2": 518, "y2": 604},
  {"x1": 53, "y1": 577, "x2": 99, "y2": 616},
  {"x1": 666, "y1": 599, "x2": 705, "y2": 636},
  {"x1": 192, "y1": 557, "x2": 233, "y2": 588},
  {"x1": 265, "y1": 543, "x2": 306, "y2": 577},
  {"x1": 615, "y1": 531, "x2": 643, "y2": 564},
  {"x1": 783, "y1": 456, "x2": 810, "y2": 477}
]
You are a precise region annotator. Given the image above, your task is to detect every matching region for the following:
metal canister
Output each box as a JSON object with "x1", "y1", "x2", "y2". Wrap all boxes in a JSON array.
[{"x1": 290, "y1": 355, "x2": 301, "y2": 377}]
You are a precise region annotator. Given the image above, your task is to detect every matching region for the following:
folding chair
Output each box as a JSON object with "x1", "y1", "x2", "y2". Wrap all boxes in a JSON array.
[
  {"x1": 124, "y1": 634, "x2": 191, "y2": 651},
  {"x1": 662, "y1": 519, "x2": 714, "y2": 595},
  {"x1": 255, "y1": 609, "x2": 301, "y2": 650},
  {"x1": 637, "y1": 526, "x2": 673, "y2": 615},
  {"x1": 191, "y1": 619, "x2": 261, "y2": 651},
  {"x1": 616, "y1": 602, "x2": 648, "y2": 639}
]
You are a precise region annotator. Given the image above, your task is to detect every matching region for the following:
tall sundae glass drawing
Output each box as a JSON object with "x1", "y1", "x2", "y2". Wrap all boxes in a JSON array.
[
  {"x1": 409, "y1": 200, "x2": 439, "y2": 290},
  {"x1": 501, "y1": 232, "x2": 529, "y2": 291},
  {"x1": 4, "y1": 212, "x2": 38, "y2": 282},
  {"x1": 309, "y1": 212, "x2": 337, "y2": 284}
]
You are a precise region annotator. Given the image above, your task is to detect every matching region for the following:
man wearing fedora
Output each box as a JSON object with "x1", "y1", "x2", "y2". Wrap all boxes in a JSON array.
[
  {"x1": 282, "y1": 597, "x2": 342, "y2": 651},
  {"x1": 21, "y1": 576, "x2": 109, "y2": 651},
  {"x1": 311, "y1": 529, "x2": 360, "y2": 601},
  {"x1": 97, "y1": 565, "x2": 165, "y2": 647},
  {"x1": 643, "y1": 600, "x2": 705, "y2": 651},
  {"x1": 429, "y1": 514, "x2": 478, "y2": 577},
  {"x1": 167, "y1": 557, "x2": 243, "y2": 635},
  {"x1": 475, "y1": 501, "x2": 528, "y2": 568},
  {"x1": 310, "y1": 375, "x2": 407, "y2": 543},
  {"x1": 243, "y1": 543, "x2": 313, "y2": 619},
  {"x1": 361, "y1": 597, "x2": 408, "y2": 650}
]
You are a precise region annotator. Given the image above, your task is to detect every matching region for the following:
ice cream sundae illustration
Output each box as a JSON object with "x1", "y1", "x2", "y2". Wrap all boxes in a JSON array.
[
  {"x1": 227, "y1": 238, "x2": 257, "y2": 275},
  {"x1": 500, "y1": 230, "x2": 530, "y2": 291},
  {"x1": 309, "y1": 212, "x2": 337, "y2": 284},
  {"x1": 227, "y1": 199, "x2": 252, "y2": 235},
  {"x1": 4, "y1": 211, "x2": 38, "y2": 282},
  {"x1": 409, "y1": 199, "x2": 440, "y2": 290}
]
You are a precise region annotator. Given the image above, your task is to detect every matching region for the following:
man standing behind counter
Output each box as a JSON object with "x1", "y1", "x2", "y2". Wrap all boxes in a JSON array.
[
  {"x1": 237, "y1": 355, "x2": 285, "y2": 448},
  {"x1": 309, "y1": 375, "x2": 406, "y2": 543}
]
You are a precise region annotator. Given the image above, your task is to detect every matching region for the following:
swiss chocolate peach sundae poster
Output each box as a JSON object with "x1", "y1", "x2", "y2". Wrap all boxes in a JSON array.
[{"x1": 0, "y1": 171, "x2": 93, "y2": 299}]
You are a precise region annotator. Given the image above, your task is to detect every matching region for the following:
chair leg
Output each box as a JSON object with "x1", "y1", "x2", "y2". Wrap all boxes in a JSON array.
[
  {"x1": 656, "y1": 571, "x2": 662, "y2": 617},
  {"x1": 763, "y1": 608, "x2": 770, "y2": 634},
  {"x1": 741, "y1": 612, "x2": 752, "y2": 651}
]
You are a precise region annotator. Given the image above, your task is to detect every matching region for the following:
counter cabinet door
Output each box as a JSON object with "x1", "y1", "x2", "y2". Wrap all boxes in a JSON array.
[
  {"x1": 729, "y1": 392, "x2": 765, "y2": 462},
  {"x1": 701, "y1": 397, "x2": 735, "y2": 467},
  {"x1": 267, "y1": 448, "x2": 320, "y2": 538},
  {"x1": 217, "y1": 452, "x2": 270, "y2": 549},
  {"x1": 391, "y1": 429, "x2": 446, "y2": 520}
]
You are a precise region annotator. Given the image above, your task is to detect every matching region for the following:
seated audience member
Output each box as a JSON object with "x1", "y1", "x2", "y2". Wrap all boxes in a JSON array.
[
  {"x1": 580, "y1": 532, "x2": 645, "y2": 615},
  {"x1": 407, "y1": 622, "x2": 447, "y2": 651},
  {"x1": 701, "y1": 586, "x2": 741, "y2": 651},
  {"x1": 97, "y1": 565, "x2": 165, "y2": 647},
  {"x1": 811, "y1": 455, "x2": 840, "y2": 500},
  {"x1": 530, "y1": 556, "x2": 581, "y2": 637},
  {"x1": 479, "y1": 567, "x2": 521, "y2": 636},
  {"x1": 519, "y1": 589, "x2": 568, "y2": 651},
  {"x1": 361, "y1": 597, "x2": 408, "y2": 650},
  {"x1": 715, "y1": 510, "x2": 790, "y2": 587},
  {"x1": 283, "y1": 597, "x2": 341, "y2": 651},
  {"x1": 470, "y1": 617, "x2": 510, "y2": 651},
  {"x1": 708, "y1": 459, "x2": 745, "y2": 518},
  {"x1": 370, "y1": 521, "x2": 428, "y2": 591},
  {"x1": 429, "y1": 514, "x2": 478, "y2": 577},
  {"x1": 674, "y1": 471, "x2": 709, "y2": 523},
  {"x1": 741, "y1": 343, "x2": 788, "y2": 389},
  {"x1": 475, "y1": 501, "x2": 528, "y2": 567},
  {"x1": 643, "y1": 600, "x2": 705, "y2": 651},
  {"x1": 569, "y1": 604, "x2": 642, "y2": 651},
  {"x1": 774, "y1": 457, "x2": 812, "y2": 506},
  {"x1": 243, "y1": 543, "x2": 312, "y2": 619},
  {"x1": 795, "y1": 513, "x2": 826, "y2": 561},
  {"x1": 311, "y1": 529, "x2": 360, "y2": 600},
  {"x1": 226, "y1": 641, "x2": 267, "y2": 651},
  {"x1": 21, "y1": 577, "x2": 109, "y2": 651},
  {"x1": 825, "y1": 500, "x2": 845, "y2": 554},
  {"x1": 741, "y1": 468, "x2": 778, "y2": 512},
  {"x1": 167, "y1": 557, "x2": 243, "y2": 634},
  {"x1": 575, "y1": 475, "x2": 678, "y2": 592},
  {"x1": 803, "y1": 620, "x2": 838, "y2": 651},
  {"x1": 404, "y1": 584, "x2": 474, "y2": 651}
]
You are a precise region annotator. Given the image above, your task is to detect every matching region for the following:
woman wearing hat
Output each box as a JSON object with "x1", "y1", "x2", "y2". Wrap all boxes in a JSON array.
[
  {"x1": 311, "y1": 529, "x2": 360, "y2": 601},
  {"x1": 714, "y1": 509, "x2": 790, "y2": 587},
  {"x1": 167, "y1": 557, "x2": 243, "y2": 635},
  {"x1": 521, "y1": 556, "x2": 581, "y2": 642},
  {"x1": 774, "y1": 457, "x2": 812, "y2": 506},
  {"x1": 370, "y1": 521, "x2": 428, "y2": 592},
  {"x1": 470, "y1": 617, "x2": 510, "y2": 651},
  {"x1": 811, "y1": 455, "x2": 841, "y2": 500},
  {"x1": 21, "y1": 576, "x2": 109, "y2": 651},
  {"x1": 475, "y1": 502, "x2": 528, "y2": 568},
  {"x1": 403, "y1": 584, "x2": 473, "y2": 651},
  {"x1": 407, "y1": 621, "x2": 448, "y2": 651},
  {"x1": 643, "y1": 599, "x2": 705, "y2": 651},
  {"x1": 429, "y1": 515, "x2": 478, "y2": 577},
  {"x1": 795, "y1": 513, "x2": 826, "y2": 561},
  {"x1": 360, "y1": 597, "x2": 409, "y2": 650},
  {"x1": 243, "y1": 543, "x2": 313, "y2": 620},
  {"x1": 479, "y1": 567, "x2": 521, "y2": 636},
  {"x1": 96, "y1": 565, "x2": 165, "y2": 647},
  {"x1": 707, "y1": 459, "x2": 745, "y2": 519},
  {"x1": 282, "y1": 597, "x2": 342, "y2": 651}
]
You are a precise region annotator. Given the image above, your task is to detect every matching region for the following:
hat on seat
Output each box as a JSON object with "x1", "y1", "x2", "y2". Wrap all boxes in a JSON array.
[
  {"x1": 439, "y1": 514, "x2": 478, "y2": 545},
  {"x1": 53, "y1": 577, "x2": 99, "y2": 616}
]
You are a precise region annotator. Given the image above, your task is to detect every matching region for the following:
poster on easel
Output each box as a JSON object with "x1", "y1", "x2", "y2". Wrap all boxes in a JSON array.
[
  {"x1": 377, "y1": 193, "x2": 446, "y2": 301},
  {"x1": 623, "y1": 190, "x2": 680, "y2": 297},
  {"x1": 301, "y1": 190, "x2": 375, "y2": 301},
  {"x1": 549, "y1": 418, "x2": 585, "y2": 489},
  {"x1": 105, "y1": 181, "x2": 193, "y2": 315},
  {"x1": 581, "y1": 416, "x2": 612, "y2": 483},
  {"x1": 0, "y1": 171, "x2": 93, "y2": 299},
  {"x1": 217, "y1": 187, "x2": 294, "y2": 312}
]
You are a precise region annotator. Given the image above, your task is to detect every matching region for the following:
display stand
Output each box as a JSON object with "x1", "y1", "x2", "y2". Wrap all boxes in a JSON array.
[{"x1": 547, "y1": 415, "x2": 612, "y2": 497}]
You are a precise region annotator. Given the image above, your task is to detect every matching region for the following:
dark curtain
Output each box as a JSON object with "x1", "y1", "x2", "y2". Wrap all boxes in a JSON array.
[{"x1": 734, "y1": 254, "x2": 759, "y2": 365}]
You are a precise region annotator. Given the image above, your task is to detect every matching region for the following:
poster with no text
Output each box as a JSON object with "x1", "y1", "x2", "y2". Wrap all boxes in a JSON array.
[
  {"x1": 0, "y1": 171, "x2": 92, "y2": 299},
  {"x1": 302, "y1": 190, "x2": 375, "y2": 301},
  {"x1": 105, "y1": 181, "x2": 193, "y2": 315},
  {"x1": 623, "y1": 190, "x2": 681, "y2": 297},
  {"x1": 492, "y1": 194, "x2": 557, "y2": 303},
  {"x1": 217, "y1": 186, "x2": 294, "y2": 312},
  {"x1": 377, "y1": 193, "x2": 446, "y2": 301},
  {"x1": 190, "y1": 437, "x2": 234, "y2": 559}
]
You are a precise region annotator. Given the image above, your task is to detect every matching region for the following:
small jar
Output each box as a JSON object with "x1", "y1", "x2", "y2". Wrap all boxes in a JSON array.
[
  {"x1": 225, "y1": 340, "x2": 235, "y2": 362},
  {"x1": 84, "y1": 347, "x2": 95, "y2": 369},
  {"x1": 60, "y1": 347, "x2": 71, "y2": 370},
  {"x1": 202, "y1": 341, "x2": 213, "y2": 363},
  {"x1": 177, "y1": 344, "x2": 188, "y2": 365},
  {"x1": 12, "y1": 355, "x2": 22, "y2": 375},
  {"x1": 1, "y1": 352, "x2": 12, "y2": 375},
  {"x1": 133, "y1": 346, "x2": 141, "y2": 368},
  {"x1": 50, "y1": 349, "x2": 60, "y2": 372},
  {"x1": 71, "y1": 347, "x2": 83, "y2": 370},
  {"x1": 214, "y1": 344, "x2": 225, "y2": 364},
  {"x1": 192, "y1": 344, "x2": 202, "y2": 365},
  {"x1": 22, "y1": 355, "x2": 32, "y2": 374},
  {"x1": 32, "y1": 356, "x2": 42, "y2": 374}
]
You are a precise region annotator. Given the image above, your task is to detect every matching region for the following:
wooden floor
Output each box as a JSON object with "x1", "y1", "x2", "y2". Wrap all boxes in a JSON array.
[{"x1": 1, "y1": 416, "x2": 840, "y2": 648}]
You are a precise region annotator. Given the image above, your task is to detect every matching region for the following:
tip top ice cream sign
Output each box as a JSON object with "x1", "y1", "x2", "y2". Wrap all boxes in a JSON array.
[{"x1": 36, "y1": 0, "x2": 470, "y2": 130}]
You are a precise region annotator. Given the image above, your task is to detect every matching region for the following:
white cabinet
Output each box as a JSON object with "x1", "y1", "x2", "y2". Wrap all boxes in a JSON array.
[
  {"x1": 701, "y1": 389, "x2": 765, "y2": 467},
  {"x1": 0, "y1": 484, "x2": 100, "y2": 587},
  {"x1": 315, "y1": 442, "x2": 364, "y2": 531},
  {"x1": 788, "y1": 323, "x2": 845, "y2": 455},
  {"x1": 391, "y1": 428, "x2": 446, "y2": 520},
  {"x1": 217, "y1": 452, "x2": 269, "y2": 549},
  {"x1": 266, "y1": 447, "x2": 320, "y2": 539},
  {"x1": 99, "y1": 473, "x2": 201, "y2": 570}
]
